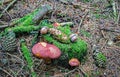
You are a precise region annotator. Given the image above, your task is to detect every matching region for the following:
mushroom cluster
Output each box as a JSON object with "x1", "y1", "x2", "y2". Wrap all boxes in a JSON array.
[{"x1": 32, "y1": 42, "x2": 61, "y2": 63}]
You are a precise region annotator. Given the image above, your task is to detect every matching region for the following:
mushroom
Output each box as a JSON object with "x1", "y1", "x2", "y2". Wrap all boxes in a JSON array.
[
  {"x1": 69, "y1": 33, "x2": 78, "y2": 42},
  {"x1": 53, "y1": 22, "x2": 73, "y2": 27},
  {"x1": 53, "y1": 22, "x2": 60, "y2": 27},
  {"x1": 69, "y1": 58, "x2": 80, "y2": 67},
  {"x1": 32, "y1": 42, "x2": 61, "y2": 64},
  {"x1": 40, "y1": 26, "x2": 48, "y2": 34}
]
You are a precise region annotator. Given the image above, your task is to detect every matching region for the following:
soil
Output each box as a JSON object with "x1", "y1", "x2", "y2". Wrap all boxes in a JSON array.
[{"x1": 0, "y1": 0, "x2": 120, "y2": 77}]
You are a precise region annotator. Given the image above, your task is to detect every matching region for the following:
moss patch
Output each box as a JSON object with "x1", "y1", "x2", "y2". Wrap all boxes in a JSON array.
[{"x1": 40, "y1": 21, "x2": 88, "y2": 62}]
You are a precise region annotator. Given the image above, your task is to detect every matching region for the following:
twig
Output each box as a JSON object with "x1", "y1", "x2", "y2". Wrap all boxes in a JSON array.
[
  {"x1": 101, "y1": 30, "x2": 107, "y2": 39},
  {"x1": 0, "y1": 0, "x2": 12, "y2": 4},
  {"x1": 116, "y1": 1, "x2": 120, "y2": 26},
  {"x1": 0, "y1": 12, "x2": 12, "y2": 29},
  {"x1": 51, "y1": 0, "x2": 57, "y2": 21},
  {"x1": 15, "y1": 65, "x2": 25, "y2": 77},
  {"x1": 112, "y1": 0, "x2": 117, "y2": 20},
  {"x1": 6, "y1": 52, "x2": 24, "y2": 63},
  {"x1": 0, "y1": 67, "x2": 13, "y2": 77},
  {"x1": 78, "y1": 66, "x2": 88, "y2": 77},
  {"x1": 0, "y1": 20, "x2": 7, "y2": 25},
  {"x1": 100, "y1": 28, "x2": 120, "y2": 33},
  {"x1": 107, "y1": 45, "x2": 120, "y2": 50},
  {"x1": 0, "y1": 0, "x2": 17, "y2": 18},
  {"x1": 0, "y1": 25, "x2": 9, "y2": 29},
  {"x1": 101, "y1": 39, "x2": 108, "y2": 50},
  {"x1": 64, "y1": 68, "x2": 77, "y2": 75},
  {"x1": 6, "y1": 10, "x2": 13, "y2": 20},
  {"x1": 77, "y1": 11, "x2": 89, "y2": 33},
  {"x1": 117, "y1": 11, "x2": 120, "y2": 26},
  {"x1": 64, "y1": 66, "x2": 87, "y2": 76}
]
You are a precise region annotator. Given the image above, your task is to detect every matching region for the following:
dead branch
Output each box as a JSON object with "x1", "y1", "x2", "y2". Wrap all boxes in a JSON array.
[
  {"x1": 0, "y1": 0, "x2": 12, "y2": 4},
  {"x1": 99, "y1": 25, "x2": 120, "y2": 33},
  {"x1": 0, "y1": 0, "x2": 17, "y2": 18},
  {"x1": 0, "y1": 67, "x2": 13, "y2": 77},
  {"x1": 0, "y1": 25, "x2": 9, "y2": 29},
  {"x1": 77, "y1": 11, "x2": 89, "y2": 33}
]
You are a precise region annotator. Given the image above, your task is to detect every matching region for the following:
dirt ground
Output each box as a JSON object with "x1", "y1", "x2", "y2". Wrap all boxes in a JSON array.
[{"x1": 0, "y1": 0, "x2": 120, "y2": 77}]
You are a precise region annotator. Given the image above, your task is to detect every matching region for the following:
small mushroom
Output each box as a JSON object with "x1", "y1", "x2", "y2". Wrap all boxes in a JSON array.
[
  {"x1": 69, "y1": 34, "x2": 78, "y2": 42},
  {"x1": 32, "y1": 42, "x2": 61, "y2": 64},
  {"x1": 69, "y1": 58, "x2": 80, "y2": 67},
  {"x1": 40, "y1": 26, "x2": 48, "y2": 34},
  {"x1": 53, "y1": 22, "x2": 60, "y2": 27}
]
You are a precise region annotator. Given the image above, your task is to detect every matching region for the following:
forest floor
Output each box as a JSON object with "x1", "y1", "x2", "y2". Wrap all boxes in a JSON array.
[{"x1": 0, "y1": 0, "x2": 120, "y2": 77}]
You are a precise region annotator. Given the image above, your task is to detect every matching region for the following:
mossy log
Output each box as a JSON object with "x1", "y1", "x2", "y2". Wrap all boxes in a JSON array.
[
  {"x1": 1, "y1": 5, "x2": 52, "y2": 36},
  {"x1": 9, "y1": 5, "x2": 52, "y2": 26}
]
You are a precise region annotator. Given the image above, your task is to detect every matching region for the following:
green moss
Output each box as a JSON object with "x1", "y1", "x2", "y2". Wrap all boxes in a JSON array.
[
  {"x1": 11, "y1": 7, "x2": 40, "y2": 26},
  {"x1": 44, "y1": 34, "x2": 87, "y2": 60},
  {"x1": 44, "y1": 34, "x2": 70, "y2": 52},
  {"x1": 57, "y1": 26, "x2": 71, "y2": 35},
  {"x1": 5, "y1": 25, "x2": 41, "y2": 34},
  {"x1": 20, "y1": 39, "x2": 37, "y2": 77},
  {"x1": 41, "y1": 22, "x2": 87, "y2": 61},
  {"x1": 40, "y1": 21, "x2": 88, "y2": 68}
]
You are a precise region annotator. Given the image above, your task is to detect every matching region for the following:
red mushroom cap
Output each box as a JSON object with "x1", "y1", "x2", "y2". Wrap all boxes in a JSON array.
[
  {"x1": 32, "y1": 42, "x2": 61, "y2": 59},
  {"x1": 69, "y1": 58, "x2": 80, "y2": 67},
  {"x1": 53, "y1": 22, "x2": 60, "y2": 27}
]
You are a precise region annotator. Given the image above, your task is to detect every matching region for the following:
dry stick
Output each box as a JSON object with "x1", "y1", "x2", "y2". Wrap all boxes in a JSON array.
[
  {"x1": 116, "y1": 1, "x2": 120, "y2": 26},
  {"x1": 0, "y1": 11, "x2": 13, "y2": 29},
  {"x1": 117, "y1": 11, "x2": 120, "y2": 26},
  {"x1": 0, "y1": 0, "x2": 17, "y2": 18},
  {"x1": 101, "y1": 30, "x2": 107, "y2": 39},
  {"x1": 64, "y1": 67, "x2": 87, "y2": 76},
  {"x1": 77, "y1": 11, "x2": 89, "y2": 34},
  {"x1": 101, "y1": 39, "x2": 108, "y2": 50},
  {"x1": 64, "y1": 68, "x2": 77, "y2": 75},
  {"x1": 51, "y1": 0, "x2": 57, "y2": 21},
  {"x1": 0, "y1": 0, "x2": 12, "y2": 4},
  {"x1": 100, "y1": 28, "x2": 120, "y2": 33},
  {"x1": 112, "y1": 0, "x2": 117, "y2": 20},
  {"x1": 15, "y1": 65, "x2": 25, "y2": 77},
  {"x1": 0, "y1": 20, "x2": 7, "y2": 25},
  {"x1": 6, "y1": 52, "x2": 25, "y2": 77},
  {"x1": 0, "y1": 67, "x2": 13, "y2": 77},
  {"x1": 100, "y1": 30, "x2": 108, "y2": 49},
  {"x1": 6, "y1": 52, "x2": 24, "y2": 64},
  {"x1": 0, "y1": 25, "x2": 9, "y2": 29},
  {"x1": 78, "y1": 66, "x2": 87, "y2": 76},
  {"x1": 6, "y1": 10, "x2": 13, "y2": 20}
]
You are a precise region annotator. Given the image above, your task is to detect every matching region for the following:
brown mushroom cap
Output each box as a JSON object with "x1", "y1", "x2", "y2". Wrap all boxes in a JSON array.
[
  {"x1": 40, "y1": 26, "x2": 48, "y2": 34},
  {"x1": 69, "y1": 58, "x2": 80, "y2": 67},
  {"x1": 32, "y1": 42, "x2": 61, "y2": 59}
]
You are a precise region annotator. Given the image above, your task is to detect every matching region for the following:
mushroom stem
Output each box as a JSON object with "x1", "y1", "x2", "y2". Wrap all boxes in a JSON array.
[{"x1": 44, "y1": 58, "x2": 51, "y2": 64}]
